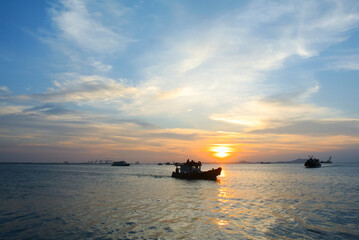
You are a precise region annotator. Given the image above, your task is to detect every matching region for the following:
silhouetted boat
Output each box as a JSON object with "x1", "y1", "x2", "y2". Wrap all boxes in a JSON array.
[
  {"x1": 320, "y1": 156, "x2": 332, "y2": 164},
  {"x1": 304, "y1": 156, "x2": 321, "y2": 168},
  {"x1": 171, "y1": 159, "x2": 222, "y2": 180},
  {"x1": 111, "y1": 161, "x2": 130, "y2": 166}
]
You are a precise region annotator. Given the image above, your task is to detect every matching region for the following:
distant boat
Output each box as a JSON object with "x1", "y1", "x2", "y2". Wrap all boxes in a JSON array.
[
  {"x1": 158, "y1": 163, "x2": 163, "y2": 165},
  {"x1": 304, "y1": 156, "x2": 321, "y2": 168},
  {"x1": 171, "y1": 159, "x2": 222, "y2": 180},
  {"x1": 111, "y1": 161, "x2": 130, "y2": 166},
  {"x1": 320, "y1": 156, "x2": 332, "y2": 164}
]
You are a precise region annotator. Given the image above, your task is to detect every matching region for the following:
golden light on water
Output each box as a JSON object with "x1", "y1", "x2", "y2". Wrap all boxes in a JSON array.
[
  {"x1": 217, "y1": 219, "x2": 229, "y2": 226},
  {"x1": 219, "y1": 169, "x2": 226, "y2": 178},
  {"x1": 216, "y1": 183, "x2": 230, "y2": 227}
]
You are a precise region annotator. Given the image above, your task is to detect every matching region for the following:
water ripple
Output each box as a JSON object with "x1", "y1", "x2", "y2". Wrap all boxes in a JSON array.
[{"x1": 1, "y1": 163, "x2": 359, "y2": 239}]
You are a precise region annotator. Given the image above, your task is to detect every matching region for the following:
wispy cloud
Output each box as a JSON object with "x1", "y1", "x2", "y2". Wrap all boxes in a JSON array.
[
  {"x1": 134, "y1": 0, "x2": 359, "y2": 120},
  {"x1": 209, "y1": 84, "x2": 335, "y2": 132},
  {"x1": 328, "y1": 55, "x2": 359, "y2": 70},
  {"x1": 88, "y1": 59, "x2": 112, "y2": 72},
  {"x1": 23, "y1": 103, "x2": 75, "y2": 115},
  {"x1": 13, "y1": 74, "x2": 138, "y2": 104},
  {"x1": 250, "y1": 119, "x2": 359, "y2": 137},
  {"x1": 0, "y1": 86, "x2": 11, "y2": 95},
  {"x1": 51, "y1": 0, "x2": 130, "y2": 53}
]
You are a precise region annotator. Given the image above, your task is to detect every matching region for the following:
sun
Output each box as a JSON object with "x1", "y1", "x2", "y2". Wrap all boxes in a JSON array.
[{"x1": 212, "y1": 146, "x2": 231, "y2": 158}]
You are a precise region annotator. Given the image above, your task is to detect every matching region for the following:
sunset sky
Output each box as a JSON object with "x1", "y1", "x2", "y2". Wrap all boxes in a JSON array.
[{"x1": 1, "y1": 0, "x2": 359, "y2": 163}]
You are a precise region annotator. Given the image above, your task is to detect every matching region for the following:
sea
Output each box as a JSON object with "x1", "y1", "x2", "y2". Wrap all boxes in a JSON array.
[{"x1": 0, "y1": 163, "x2": 358, "y2": 239}]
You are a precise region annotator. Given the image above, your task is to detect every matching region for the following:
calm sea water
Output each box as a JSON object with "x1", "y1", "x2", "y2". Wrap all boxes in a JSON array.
[{"x1": 1, "y1": 163, "x2": 359, "y2": 239}]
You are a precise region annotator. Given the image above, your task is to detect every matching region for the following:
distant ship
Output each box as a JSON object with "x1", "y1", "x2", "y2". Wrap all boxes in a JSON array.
[
  {"x1": 304, "y1": 156, "x2": 321, "y2": 168},
  {"x1": 171, "y1": 159, "x2": 222, "y2": 180},
  {"x1": 111, "y1": 161, "x2": 130, "y2": 166},
  {"x1": 158, "y1": 162, "x2": 172, "y2": 165},
  {"x1": 320, "y1": 156, "x2": 332, "y2": 164}
]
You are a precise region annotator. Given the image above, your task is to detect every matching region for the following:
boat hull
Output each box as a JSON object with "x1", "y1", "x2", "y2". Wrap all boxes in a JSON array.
[
  {"x1": 171, "y1": 167, "x2": 222, "y2": 180},
  {"x1": 305, "y1": 164, "x2": 321, "y2": 168},
  {"x1": 304, "y1": 161, "x2": 321, "y2": 168},
  {"x1": 111, "y1": 162, "x2": 130, "y2": 166}
]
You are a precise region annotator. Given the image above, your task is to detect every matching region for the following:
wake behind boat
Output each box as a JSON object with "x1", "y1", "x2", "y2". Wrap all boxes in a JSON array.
[
  {"x1": 320, "y1": 156, "x2": 332, "y2": 164},
  {"x1": 171, "y1": 159, "x2": 222, "y2": 180}
]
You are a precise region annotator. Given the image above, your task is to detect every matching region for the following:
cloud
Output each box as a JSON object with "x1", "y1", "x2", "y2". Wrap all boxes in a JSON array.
[
  {"x1": 23, "y1": 103, "x2": 75, "y2": 115},
  {"x1": 250, "y1": 119, "x2": 359, "y2": 137},
  {"x1": 89, "y1": 59, "x2": 112, "y2": 72},
  {"x1": 261, "y1": 84, "x2": 320, "y2": 105},
  {"x1": 0, "y1": 112, "x2": 89, "y2": 137},
  {"x1": 40, "y1": 0, "x2": 132, "y2": 75},
  {"x1": 0, "y1": 86, "x2": 11, "y2": 95},
  {"x1": 26, "y1": 0, "x2": 359, "y2": 130},
  {"x1": 51, "y1": 0, "x2": 129, "y2": 53},
  {"x1": 0, "y1": 105, "x2": 207, "y2": 163},
  {"x1": 209, "y1": 84, "x2": 334, "y2": 133},
  {"x1": 133, "y1": 0, "x2": 359, "y2": 118},
  {"x1": 14, "y1": 74, "x2": 138, "y2": 104},
  {"x1": 328, "y1": 55, "x2": 359, "y2": 70},
  {"x1": 33, "y1": 0, "x2": 359, "y2": 121}
]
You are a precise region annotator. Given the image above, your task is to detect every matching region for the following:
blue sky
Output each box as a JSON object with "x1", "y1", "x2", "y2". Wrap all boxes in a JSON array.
[{"x1": 1, "y1": 0, "x2": 359, "y2": 163}]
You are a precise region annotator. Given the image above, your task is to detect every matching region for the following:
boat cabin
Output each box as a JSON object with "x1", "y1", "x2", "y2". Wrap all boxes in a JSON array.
[
  {"x1": 175, "y1": 159, "x2": 202, "y2": 174},
  {"x1": 304, "y1": 155, "x2": 321, "y2": 168}
]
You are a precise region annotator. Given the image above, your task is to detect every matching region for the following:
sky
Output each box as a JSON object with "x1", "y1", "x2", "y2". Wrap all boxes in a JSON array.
[{"x1": 1, "y1": 0, "x2": 359, "y2": 163}]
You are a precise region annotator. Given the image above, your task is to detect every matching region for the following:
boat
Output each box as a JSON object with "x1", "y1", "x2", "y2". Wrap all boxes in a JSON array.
[
  {"x1": 304, "y1": 156, "x2": 321, "y2": 168},
  {"x1": 111, "y1": 161, "x2": 130, "y2": 166},
  {"x1": 320, "y1": 156, "x2": 332, "y2": 164},
  {"x1": 171, "y1": 159, "x2": 222, "y2": 180}
]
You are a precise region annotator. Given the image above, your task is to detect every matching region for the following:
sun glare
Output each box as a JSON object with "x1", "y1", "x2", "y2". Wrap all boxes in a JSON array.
[{"x1": 212, "y1": 146, "x2": 231, "y2": 158}]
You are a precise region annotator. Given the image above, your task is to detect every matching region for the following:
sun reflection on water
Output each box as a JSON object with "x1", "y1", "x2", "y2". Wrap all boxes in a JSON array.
[
  {"x1": 217, "y1": 219, "x2": 229, "y2": 226},
  {"x1": 219, "y1": 169, "x2": 226, "y2": 178},
  {"x1": 214, "y1": 168, "x2": 232, "y2": 227}
]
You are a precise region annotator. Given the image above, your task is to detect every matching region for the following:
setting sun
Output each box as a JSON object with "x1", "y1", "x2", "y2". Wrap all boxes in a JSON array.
[{"x1": 212, "y1": 146, "x2": 231, "y2": 158}]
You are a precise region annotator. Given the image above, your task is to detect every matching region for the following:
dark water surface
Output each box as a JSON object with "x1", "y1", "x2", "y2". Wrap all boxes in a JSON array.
[{"x1": 1, "y1": 163, "x2": 359, "y2": 239}]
